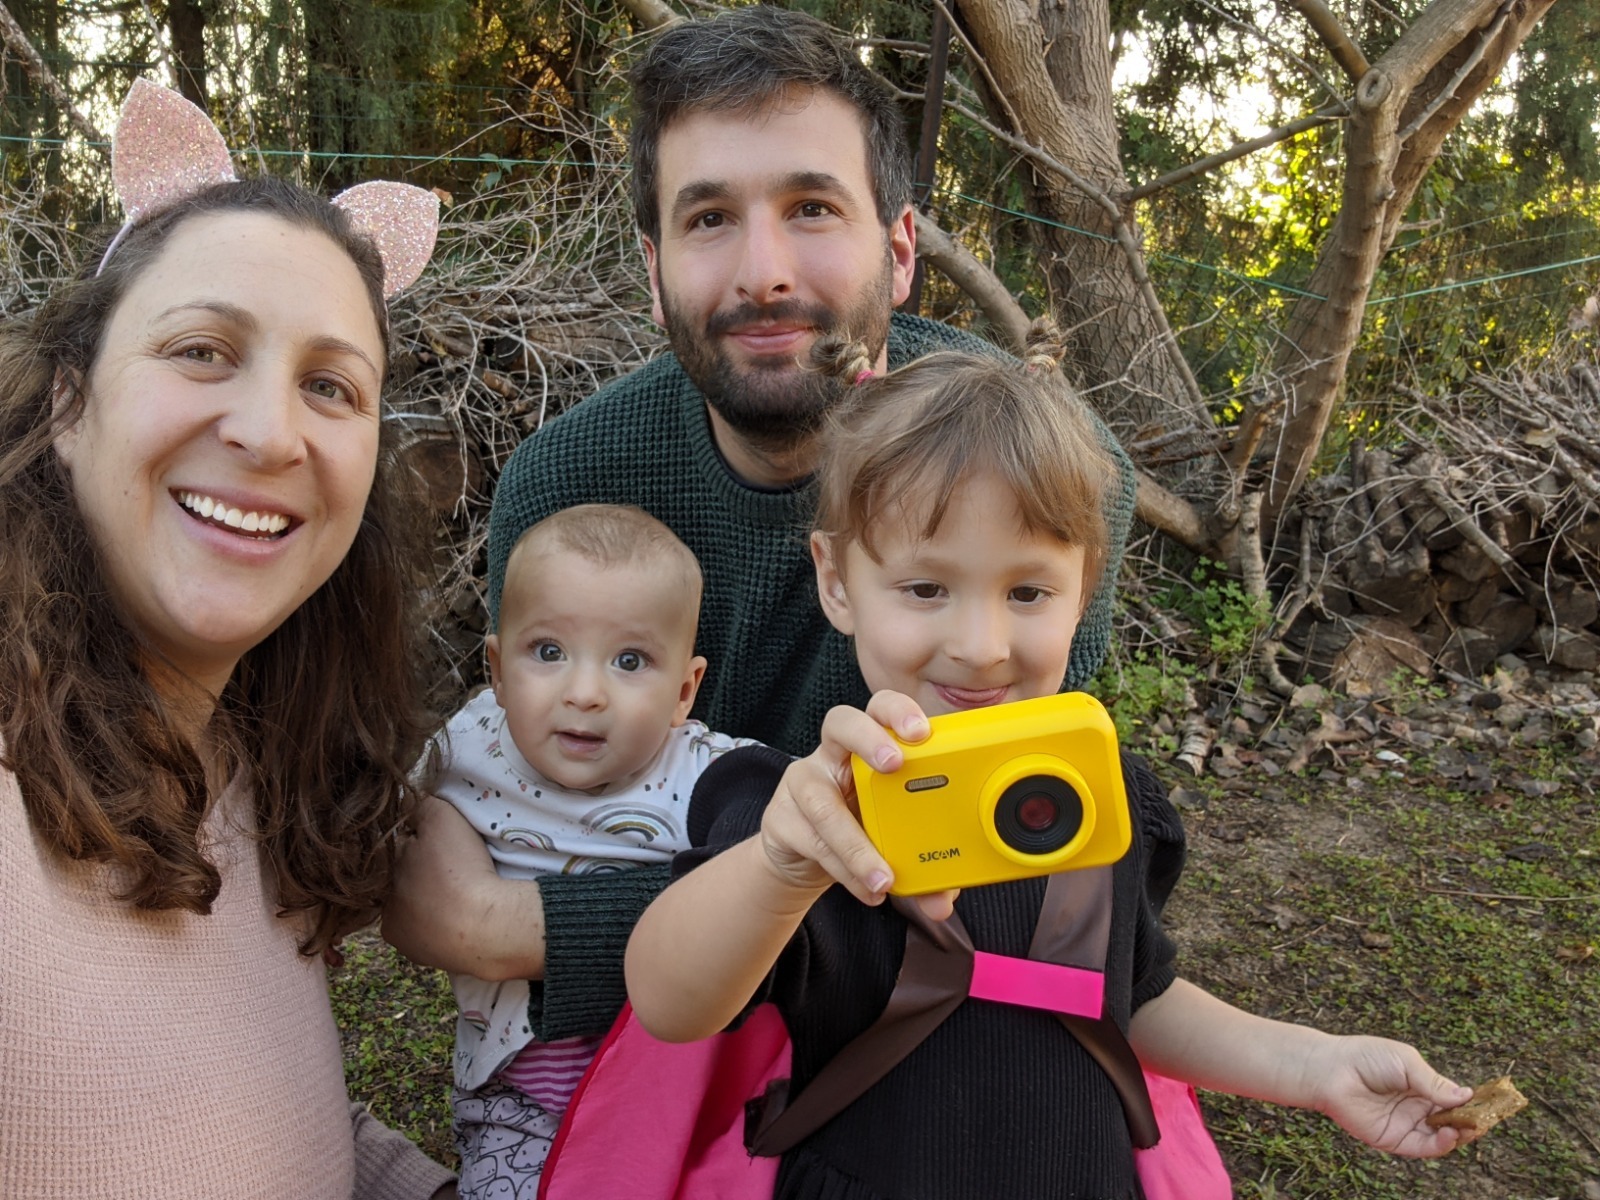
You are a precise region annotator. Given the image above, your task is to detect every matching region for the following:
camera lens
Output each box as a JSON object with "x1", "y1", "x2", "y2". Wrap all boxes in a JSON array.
[
  {"x1": 1016, "y1": 793, "x2": 1058, "y2": 832},
  {"x1": 994, "y1": 775, "x2": 1083, "y2": 855}
]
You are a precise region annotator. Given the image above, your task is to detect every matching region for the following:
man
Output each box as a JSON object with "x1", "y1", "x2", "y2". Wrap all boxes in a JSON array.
[{"x1": 386, "y1": 4, "x2": 1134, "y2": 1058}]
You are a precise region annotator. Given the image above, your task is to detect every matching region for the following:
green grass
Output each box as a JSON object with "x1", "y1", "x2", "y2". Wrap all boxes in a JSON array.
[
  {"x1": 329, "y1": 931, "x2": 457, "y2": 1167},
  {"x1": 1173, "y1": 754, "x2": 1599, "y2": 1198}
]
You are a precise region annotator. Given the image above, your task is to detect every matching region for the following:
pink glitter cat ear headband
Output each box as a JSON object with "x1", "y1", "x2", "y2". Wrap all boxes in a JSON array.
[{"x1": 98, "y1": 78, "x2": 439, "y2": 298}]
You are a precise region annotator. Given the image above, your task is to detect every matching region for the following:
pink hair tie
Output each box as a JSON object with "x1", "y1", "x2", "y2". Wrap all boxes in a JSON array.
[{"x1": 853, "y1": 369, "x2": 876, "y2": 385}]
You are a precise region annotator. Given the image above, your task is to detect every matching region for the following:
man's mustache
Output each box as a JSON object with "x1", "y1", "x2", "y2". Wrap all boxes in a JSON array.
[{"x1": 705, "y1": 300, "x2": 837, "y2": 338}]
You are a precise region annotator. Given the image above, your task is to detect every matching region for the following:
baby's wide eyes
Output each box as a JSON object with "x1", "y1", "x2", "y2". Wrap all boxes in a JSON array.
[
  {"x1": 614, "y1": 650, "x2": 647, "y2": 672},
  {"x1": 534, "y1": 642, "x2": 564, "y2": 663}
]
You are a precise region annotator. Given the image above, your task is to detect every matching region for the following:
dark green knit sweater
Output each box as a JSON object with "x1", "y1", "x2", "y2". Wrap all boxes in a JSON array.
[
  {"x1": 488, "y1": 312, "x2": 1137, "y2": 1038},
  {"x1": 487, "y1": 312, "x2": 1136, "y2": 755}
]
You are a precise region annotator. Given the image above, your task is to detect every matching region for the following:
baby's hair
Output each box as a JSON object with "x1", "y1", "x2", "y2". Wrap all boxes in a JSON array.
[
  {"x1": 501, "y1": 504, "x2": 704, "y2": 632},
  {"x1": 810, "y1": 320, "x2": 1116, "y2": 599}
]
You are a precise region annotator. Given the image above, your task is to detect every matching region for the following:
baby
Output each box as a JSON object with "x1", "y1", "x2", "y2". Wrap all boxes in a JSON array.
[{"x1": 430, "y1": 503, "x2": 753, "y2": 1197}]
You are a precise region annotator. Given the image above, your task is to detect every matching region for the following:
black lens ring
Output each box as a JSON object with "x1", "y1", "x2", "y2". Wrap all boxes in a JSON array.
[{"x1": 993, "y1": 775, "x2": 1083, "y2": 855}]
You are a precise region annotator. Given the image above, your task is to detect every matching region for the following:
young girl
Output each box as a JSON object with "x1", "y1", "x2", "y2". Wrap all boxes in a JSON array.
[{"x1": 624, "y1": 329, "x2": 1473, "y2": 1199}]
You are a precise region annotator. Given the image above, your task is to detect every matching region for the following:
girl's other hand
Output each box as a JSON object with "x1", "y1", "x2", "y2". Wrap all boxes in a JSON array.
[
  {"x1": 1309, "y1": 1035, "x2": 1473, "y2": 1158},
  {"x1": 759, "y1": 692, "x2": 957, "y2": 918}
]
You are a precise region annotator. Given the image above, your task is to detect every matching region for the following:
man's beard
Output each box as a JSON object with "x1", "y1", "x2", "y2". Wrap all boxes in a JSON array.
[{"x1": 658, "y1": 247, "x2": 895, "y2": 453}]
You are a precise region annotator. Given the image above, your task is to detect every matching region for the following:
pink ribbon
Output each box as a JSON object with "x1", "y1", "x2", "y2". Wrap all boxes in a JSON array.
[{"x1": 968, "y1": 950, "x2": 1105, "y2": 1019}]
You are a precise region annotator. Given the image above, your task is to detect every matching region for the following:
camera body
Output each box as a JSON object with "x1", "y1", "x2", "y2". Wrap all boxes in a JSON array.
[{"x1": 853, "y1": 692, "x2": 1130, "y2": 896}]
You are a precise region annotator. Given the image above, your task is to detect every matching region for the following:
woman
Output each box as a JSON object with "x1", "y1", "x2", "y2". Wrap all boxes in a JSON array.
[{"x1": 0, "y1": 125, "x2": 455, "y2": 1195}]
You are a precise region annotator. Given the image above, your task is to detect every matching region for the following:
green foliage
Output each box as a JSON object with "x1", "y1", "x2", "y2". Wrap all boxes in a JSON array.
[
  {"x1": 1166, "y1": 558, "x2": 1273, "y2": 668},
  {"x1": 1509, "y1": 6, "x2": 1600, "y2": 186},
  {"x1": 1381, "y1": 668, "x2": 1446, "y2": 716},
  {"x1": 1095, "y1": 648, "x2": 1197, "y2": 751}
]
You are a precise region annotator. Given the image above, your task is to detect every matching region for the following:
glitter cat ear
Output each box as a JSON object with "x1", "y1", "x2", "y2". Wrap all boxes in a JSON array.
[
  {"x1": 332, "y1": 181, "x2": 441, "y2": 298},
  {"x1": 112, "y1": 77, "x2": 238, "y2": 224},
  {"x1": 101, "y1": 78, "x2": 440, "y2": 296}
]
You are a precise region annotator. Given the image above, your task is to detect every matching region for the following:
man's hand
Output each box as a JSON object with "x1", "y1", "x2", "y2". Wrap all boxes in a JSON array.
[{"x1": 382, "y1": 795, "x2": 547, "y2": 979}]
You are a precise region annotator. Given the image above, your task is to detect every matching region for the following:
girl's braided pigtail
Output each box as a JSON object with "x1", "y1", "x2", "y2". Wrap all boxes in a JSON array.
[
  {"x1": 809, "y1": 332, "x2": 878, "y2": 386},
  {"x1": 1022, "y1": 316, "x2": 1071, "y2": 375}
]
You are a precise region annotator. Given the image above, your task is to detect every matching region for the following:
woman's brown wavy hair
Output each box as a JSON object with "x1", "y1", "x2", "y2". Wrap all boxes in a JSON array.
[{"x1": 0, "y1": 177, "x2": 438, "y2": 954}]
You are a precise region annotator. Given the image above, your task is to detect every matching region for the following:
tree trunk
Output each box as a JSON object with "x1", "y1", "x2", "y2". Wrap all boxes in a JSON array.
[
  {"x1": 167, "y1": 0, "x2": 208, "y2": 109},
  {"x1": 957, "y1": 0, "x2": 1206, "y2": 439},
  {"x1": 1253, "y1": 0, "x2": 1558, "y2": 516}
]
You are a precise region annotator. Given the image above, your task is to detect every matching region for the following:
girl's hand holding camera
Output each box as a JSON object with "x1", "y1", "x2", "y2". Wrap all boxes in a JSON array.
[{"x1": 757, "y1": 691, "x2": 961, "y2": 921}]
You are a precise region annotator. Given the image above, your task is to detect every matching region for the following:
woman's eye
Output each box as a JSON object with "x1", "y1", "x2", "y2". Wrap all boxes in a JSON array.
[
  {"x1": 614, "y1": 651, "x2": 647, "y2": 672},
  {"x1": 180, "y1": 344, "x2": 224, "y2": 365},
  {"x1": 307, "y1": 377, "x2": 352, "y2": 405},
  {"x1": 534, "y1": 642, "x2": 564, "y2": 663}
]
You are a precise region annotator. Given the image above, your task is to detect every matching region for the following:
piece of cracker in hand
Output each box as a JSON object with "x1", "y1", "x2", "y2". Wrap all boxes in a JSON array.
[{"x1": 1425, "y1": 1075, "x2": 1528, "y2": 1143}]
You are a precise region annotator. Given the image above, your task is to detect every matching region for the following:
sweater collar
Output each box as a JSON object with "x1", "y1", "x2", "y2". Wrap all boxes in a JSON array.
[{"x1": 680, "y1": 386, "x2": 819, "y2": 530}]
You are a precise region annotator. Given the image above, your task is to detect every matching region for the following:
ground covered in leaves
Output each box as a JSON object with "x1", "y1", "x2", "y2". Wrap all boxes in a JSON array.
[{"x1": 332, "y1": 675, "x2": 1600, "y2": 1199}]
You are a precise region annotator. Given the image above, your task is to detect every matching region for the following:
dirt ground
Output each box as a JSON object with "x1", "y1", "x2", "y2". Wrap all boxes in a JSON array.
[{"x1": 1159, "y1": 712, "x2": 1600, "y2": 1200}]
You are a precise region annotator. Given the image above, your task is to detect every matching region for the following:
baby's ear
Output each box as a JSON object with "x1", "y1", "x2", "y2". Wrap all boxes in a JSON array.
[
  {"x1": 810, "y1": 531, "x2": 854, "y2": 636},
  {"x1": 485, "y1": 633, "x2": 503, "y2": 696},
  {"x1": 672, "y1": 655, "x2": 708, "y2": 726}
]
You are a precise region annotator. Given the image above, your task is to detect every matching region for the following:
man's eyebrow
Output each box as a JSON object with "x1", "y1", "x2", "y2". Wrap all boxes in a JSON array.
[
  {"x1": 782, "y1": 170, "x2": 851, "y2": 197},
  {"x1": 668, "y1": 170, "x2": 857, "y2": 226},
  {"x1": 669, "y1": 180, "x2": 733, "y2": 225}
]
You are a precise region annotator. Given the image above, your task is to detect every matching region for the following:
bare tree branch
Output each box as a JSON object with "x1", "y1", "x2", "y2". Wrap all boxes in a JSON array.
[
  {"x1": 945, "y1": 97, "x2": 1209, "y2": 417},
  {"x1": 911, "y1": 210, "x2": 1031, "y2": 352},
  {"x1": 0, "y1": 1, "x2": 107, "y2": 151},
  {"x1": 1258, "y1": 0, "x2": 1556, "y2": 516},
  {"x1": 1381, "y1": 0, "x2": 1510, "y2": 95},
  {"x1": 1190, "y1": 0, "x2": 1346, "y2": 108},
  {"x1": 615, "y1": 0, "x2": 679, "y2": 31},
  {"x1": 1282, "y1": 0, "x2": 1371, "y2": 80},
  {"x1": 1121, "y1": 109, "x2": 1343, "y2": 202},
  {"x1": 1397, "y1": 0, "x2": 1512, "y2": 142},
  {"x1": 1133, "y1": 471, "x2": 1211, "y2": 553},
  {"x1": 932, "y1": 0, "x2": 1026, "y2": 134}
]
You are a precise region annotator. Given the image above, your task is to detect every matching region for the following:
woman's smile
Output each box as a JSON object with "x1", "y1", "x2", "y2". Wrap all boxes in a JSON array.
[{"x1": 55, "y1": 210, "x2": 384, "y2": 696}]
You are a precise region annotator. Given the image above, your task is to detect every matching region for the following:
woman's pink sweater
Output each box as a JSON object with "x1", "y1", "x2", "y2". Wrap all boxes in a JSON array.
[{"x1": 0, "y1": 764, "x2": 452, "y2": 1198}]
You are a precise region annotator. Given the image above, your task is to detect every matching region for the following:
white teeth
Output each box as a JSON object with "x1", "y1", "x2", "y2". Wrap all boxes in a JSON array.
[{"x1": 177, "y1": 491, "x2": 290, "y2": 536}]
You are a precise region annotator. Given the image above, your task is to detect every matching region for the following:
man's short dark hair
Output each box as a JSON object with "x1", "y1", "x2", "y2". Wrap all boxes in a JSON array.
[{"x1": 628, "y1": 5, "x2": 913, "y2": 243}]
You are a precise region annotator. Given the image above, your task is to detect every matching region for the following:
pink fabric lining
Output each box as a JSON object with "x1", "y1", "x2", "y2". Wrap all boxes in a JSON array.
[{"x1": 968, "y1": 950, "x2": 1105, "y2": 1019}]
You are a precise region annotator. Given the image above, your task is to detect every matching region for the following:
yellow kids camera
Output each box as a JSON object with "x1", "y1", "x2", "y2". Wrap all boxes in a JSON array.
[{"x1": 852, "y1": 692, "x2": 1131, "y2": 895}]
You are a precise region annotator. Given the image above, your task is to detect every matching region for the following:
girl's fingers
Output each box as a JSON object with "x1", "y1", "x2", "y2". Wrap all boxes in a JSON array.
[
  {"x1": 790, "y1": 757, "x2": 895, "y2": 900},
  {"x1": 910, "y1": 889, "x2": 961, "y2": 921},
  {"x1": 765, "y1": 698, "x2": 936, "y2": 905},
  {"x1": 862, "y1": 690, "x2": 931, "y2": 747},
  {"x1": 765, "y1": 784, "x2": 892, "y2": 903},
  {"x1": 817, "y1": 703, "x2": 906, "y2": 779}
]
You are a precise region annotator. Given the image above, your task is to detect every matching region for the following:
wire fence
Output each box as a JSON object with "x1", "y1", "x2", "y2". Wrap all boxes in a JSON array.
[{"x1": 3, "y1": 106, "x2": 1595, "y2": 439}]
